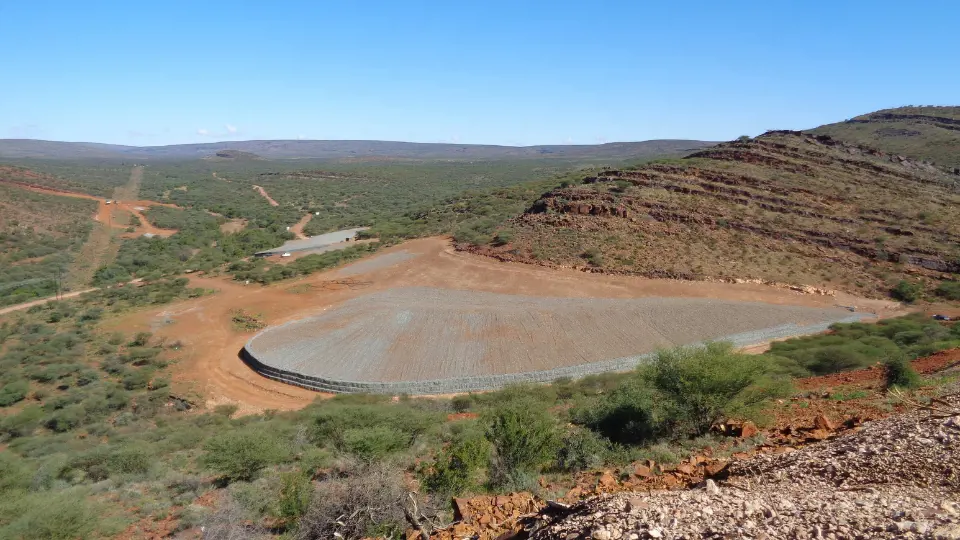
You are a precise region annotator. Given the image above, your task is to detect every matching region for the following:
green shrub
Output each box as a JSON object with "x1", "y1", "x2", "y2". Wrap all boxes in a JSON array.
[
  {"x1": 582, "y1": 247, "x2": 604, "y2": 266},
  {"x1": 885, "y1": 356, "x2": 921, "y2": 390},
  {"x1": 763, "y1": 314, "x2": 955, "y2": 377},
  {"x1": 0, "y1": 380, "x2": 29, "y2": 407},
  {"x1": 934, "y1": 281, "x2": 960, "y2": 300},
  {"x1": 555, "y1": 427, "x2": 608, "y2": 472},
  {"x1": 0, "y1": 490, "x2": 117, "y2": 540},
  {"x1": 423, "y1": 425, "x2": 489, "y2": 496},
  {"x1": 341, "y1": 426, "x2": 407, "y2": 461},
  {"x1": 65, "y1": 444, "x2": 151, "y2": 481},
  {"x1": 274, "y1": 472, "x2": 313, "y2": 522},
  {"x1": 45, "y1": 404, "x2": 85, "y2": 432},
  {"x1": 213, "y1": 404, "x2": 239, "y2": 418},
  {"x1": 128, "y1": 331, "x2": 153, "y2": 347},
  {"x1": 310, "y1": 400, "x2": 440, "y2": 455},
  {"x1": 891, "y1": 280, "x2": 922, "y2": 302},
  {"x1": 808, "y1": 345, "x2": 873, "y2": 375},
  {"x1": 492, "y1": 230, "x2": 514, "y2": 246},
  {"x1": 201, "y1": 429, "x2": 288, "y2": 482},
  {"x1": 571, "y1": 376, "x2": 660, "y2": 445},
  {"x1": 0, "y1": 452, "x2": 30, "y2": 492},
  {"x1": 108, "y1": 444, "x2": 153, "y2": 476},
  {"x1": 451, "y1": 394, "x2": 473, "y2": 413},
  {"x1": 299, "y1": 447, "x2": 333, "y2": 477},
  {"x1": 647, "y1": 342, "x2": 790, "y2": 437},
  {"x1": 0, "y1": 405, "x2": 44, "y2": 438},
  {"x1": 484, "y1": 400, "x2": 558, "y2": 489},
  {"x1": 121, "y1": 368, "x2": 153, "y2": 390}
]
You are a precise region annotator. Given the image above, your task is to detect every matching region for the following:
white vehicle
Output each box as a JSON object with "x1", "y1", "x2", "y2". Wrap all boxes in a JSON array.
[
  {"x1": 281, "y1": 252, "x2": 291, "y2": 258},
  {"x1": 104, "y1": 199, "x2": 113, "y2": 205}
]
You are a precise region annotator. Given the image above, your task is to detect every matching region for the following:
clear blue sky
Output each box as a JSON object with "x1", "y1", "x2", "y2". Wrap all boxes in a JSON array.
[{"x1": 2, "y1": 1, "x2": 957, "y2": 146}]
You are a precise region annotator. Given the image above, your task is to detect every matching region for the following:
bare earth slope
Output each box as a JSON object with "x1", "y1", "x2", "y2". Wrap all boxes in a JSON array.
[
  {"x1": 532, "y1": 390, "x2": 960, "y2": 539},
  {"x1": 472, "y1": 131, "x2": 960, "y2": 297},
  {"x1": 813, "y1": 105, "x2": 960, "y2": 170}
]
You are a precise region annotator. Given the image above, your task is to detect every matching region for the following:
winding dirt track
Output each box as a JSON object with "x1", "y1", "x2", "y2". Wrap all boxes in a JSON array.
[
  {"x1": 101, "y1": 237, "x2": 904, "y2": 414},
  {"x1": 252, "y1": 185, "x2": 279, "y2": 206},
  {"x1": 289, "y1": 213, "x2": 313, "y2": 239},
  {"x1": 0, "y1": 177, "x2": 179, "y2": 238}
]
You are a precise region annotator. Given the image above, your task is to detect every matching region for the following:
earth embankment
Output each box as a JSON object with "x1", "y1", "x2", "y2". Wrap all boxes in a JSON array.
[{"x1": 243, "y1": 287, "x2": 869, "y2": 394}]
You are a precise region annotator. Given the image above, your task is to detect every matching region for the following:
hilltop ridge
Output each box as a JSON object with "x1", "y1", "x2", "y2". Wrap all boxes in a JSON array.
[
  {"x1": 813, "y1": 105, "x2": 960, "y2": 170},
  {"x1": 0, "y1": 138, "x2": 714, "y2": 161}
]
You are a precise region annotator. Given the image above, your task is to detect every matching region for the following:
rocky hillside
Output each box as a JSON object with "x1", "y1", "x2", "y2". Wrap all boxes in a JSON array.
[
  {"x1": 472, "y1": 131, "x2": 960, "y2": 298},
  {"x1": 814, "y1": 106, "x2": 960, "y2": 170},
  {"x1": 529, "y1": 390, "x2": 960, "y2": 539}
]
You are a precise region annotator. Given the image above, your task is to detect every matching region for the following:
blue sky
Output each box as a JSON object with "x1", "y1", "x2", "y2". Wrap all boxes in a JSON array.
[{"x1": 2, "y1": 1, "x2": 957, "y2": 146}]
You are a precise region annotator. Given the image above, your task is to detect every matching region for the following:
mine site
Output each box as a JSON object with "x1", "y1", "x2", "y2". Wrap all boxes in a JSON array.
[{"x1": 2, "y1": 4, "x2": 959, "y2": 538}]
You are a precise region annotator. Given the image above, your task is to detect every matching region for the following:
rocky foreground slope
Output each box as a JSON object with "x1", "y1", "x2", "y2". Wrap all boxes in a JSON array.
[
  {"x1": 529, "y1": 391, "x2": 960, "y2": 539},
  {"x1": 475, "y1": 131, "x2": 960, "y2": 297}
]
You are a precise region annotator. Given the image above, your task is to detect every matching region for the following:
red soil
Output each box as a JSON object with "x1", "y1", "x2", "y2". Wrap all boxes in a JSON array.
[{"x1": 796, "y1": 346, "x2": 960, "y2": 391}]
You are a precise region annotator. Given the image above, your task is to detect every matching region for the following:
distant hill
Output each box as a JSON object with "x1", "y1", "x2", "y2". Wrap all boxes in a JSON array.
[
  {"x1": 813, "y1": 106, "x2": 960, "y2": 170},
  {"x1": 204, "y1": 149, "x2": 264, "y2": 161},
  {"x1": 0, "y1": 138, "x2": 715, "y2": 161},
  {"x1": 471, "y1": 131, "x2": 960, "y2": 298}
]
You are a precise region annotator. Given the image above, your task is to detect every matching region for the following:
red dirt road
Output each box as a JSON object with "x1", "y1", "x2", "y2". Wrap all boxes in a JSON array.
[
  {"x1": 1, "y1": 179, "x2": 180, "y2": 238},
  {"x1": 252, "y1": 185, "x2": 279, "y2": 206},
  {"x1": 120, "y1": 203, "x2": 178, "y2": 238},
  {"x1": 102, "y1": 237, "x2": 906, "y2": 415},
  {"x1": 289, "y1": 213, "x2": 313, "y2": 239}
]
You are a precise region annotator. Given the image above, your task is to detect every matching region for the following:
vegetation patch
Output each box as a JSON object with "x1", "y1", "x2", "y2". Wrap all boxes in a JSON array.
[{"x1": 230, "y1": 309, "x2": 266, "y2": 332}]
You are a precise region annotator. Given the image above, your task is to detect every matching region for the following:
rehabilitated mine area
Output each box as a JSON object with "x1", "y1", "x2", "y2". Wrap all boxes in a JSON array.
[
  {"x1": 104, "y1": 237, "x2": 901, "y2": 411},
  {"x1": 244, "y1": 287, "x2": 867, "y2": 394}
]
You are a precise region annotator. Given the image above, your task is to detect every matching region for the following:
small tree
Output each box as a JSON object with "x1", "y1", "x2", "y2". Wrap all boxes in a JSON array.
[
  {"x1": 571, "y1": 376, "x2": 660, "y2": 444},
  {"x1": 423, "y1": 427, "x2": 490, "y2": 496},
  {"x1": 274, "y1": 471, "x2": 313, "y2": 523},
  {"x1": 0, "y1": 380, "x2": 29, "y2": 407},
  {"x1": 201, "y1": 429, "x2": 286, "y2": 482},
  {"x1": 885, "y1": 355, "x2": 921, "y2": 390},
  {"x1": 555, "y1": 427, "x2": 608, "y2": 472},
  {"x1": 934, "y1": 281, "x2": 960, "y2": 300},
  {"x1": 484, "y1": 400, "x2": 558, "y2": 489},
  {"x1": 891, "y1": 280, "x2": 922, "y2": 303},
  {"x1": 647, "y1": 342, "x2": 791, "y2": 437}
]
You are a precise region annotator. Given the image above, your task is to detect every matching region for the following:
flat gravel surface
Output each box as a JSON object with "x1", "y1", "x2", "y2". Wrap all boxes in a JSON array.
[
  {"x1": 245, "y1": 287, "x2": 868, "y2": 389},
  {"x1": 334, "y1": 250, "x2": 416, "y2": 277}
]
